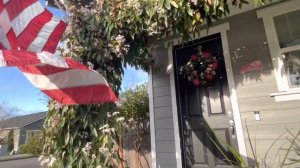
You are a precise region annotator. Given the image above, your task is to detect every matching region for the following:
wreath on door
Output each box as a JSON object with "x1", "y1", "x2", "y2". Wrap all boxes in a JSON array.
[{"x1": 179, "y1": 48, "x2": 219, "y2": 87}]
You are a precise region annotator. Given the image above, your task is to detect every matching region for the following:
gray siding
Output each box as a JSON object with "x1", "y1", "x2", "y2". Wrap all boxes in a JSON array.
[
  {"x1": 151, "y1": 42, "x2": 177, "y2": 167},
  {"x1": 18, "y1": 118, "x2": 44, "y2": 146},
  {"x1": 227, "y1": 9, "x2": 300, "y2": 167},
  {"x1": 150, "y1": 2, "x2": 300, "y2": 168}
]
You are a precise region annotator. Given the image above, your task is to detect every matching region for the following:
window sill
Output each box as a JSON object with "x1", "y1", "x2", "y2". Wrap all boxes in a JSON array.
[{"x1": 270, "y1": 90, "x2": 300, "y2": 102}]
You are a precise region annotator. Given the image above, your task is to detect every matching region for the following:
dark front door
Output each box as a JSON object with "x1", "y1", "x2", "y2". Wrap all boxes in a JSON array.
[{"x1": 173, "y1": 33, "x2": 238, "y2": 168}]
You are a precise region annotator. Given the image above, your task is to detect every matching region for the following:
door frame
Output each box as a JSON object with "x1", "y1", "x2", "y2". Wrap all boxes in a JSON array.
[{"x1": 165, "y1": 23, "x2": 248, "y2": 167}]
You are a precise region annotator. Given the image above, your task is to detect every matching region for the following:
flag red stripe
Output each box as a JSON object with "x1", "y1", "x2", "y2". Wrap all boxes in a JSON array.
[
  {"x1": 2, "y1": 50, "x2": 40, "y2": 66},
  {"x1": 0, "y1": 43, "x2": 4, "y2": 49},
  {"x1": 5, "y1": 0, "x2": 37, "y2": 20},
  {"x1": 0, "y1": 1, "x2": 4, "y2": 12},
  {"x1": 42, "y1": 85, "x2": 117, "y2": 104},
  {"x1": 19, "y1": 65, "x2": 69, "y2": 75},
  {"x1": 17, "y1": 10, "x2": 53, "y2": 50},
  {"x1": 65, "y1": 58, "x2": 90, "y2": 70},
  {"x1": 6, "y1": 29, "x2": 18, "y2": 49},
  {"x1": 42, "y1": 21, "x2": 67, "y2": 53}
]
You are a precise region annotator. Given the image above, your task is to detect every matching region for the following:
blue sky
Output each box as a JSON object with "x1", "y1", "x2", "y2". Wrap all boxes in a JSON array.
[{"x1": 0, "y1": 0, "x2": 148, "y2": 115}]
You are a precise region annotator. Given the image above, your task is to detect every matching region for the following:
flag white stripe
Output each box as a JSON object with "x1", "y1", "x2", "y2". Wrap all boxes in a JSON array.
[
  {"x1": 11, "y1": 1, "x2": 44, "y2": 36},
  {"x1": 27, "y1": 17, "x2": 60, "y2": 52},
  {"x1": 3, "y1": 0, "x2": 10, "y2": 4},
  {"x1": 0, "y1": 28, "x2": 11, "y2": 49},
  {"x1": 0, "y1": 9, "x2": 11, "y2": 34},
  {"x1": 23, "y1": 69, "x2": 109, "y2": 90},
  {"x1": 0, "y1": 50, "x2": 7, "y2": 66},
  {"x1": 37, "y1": 51, "x2": 68, "y2": 68}
]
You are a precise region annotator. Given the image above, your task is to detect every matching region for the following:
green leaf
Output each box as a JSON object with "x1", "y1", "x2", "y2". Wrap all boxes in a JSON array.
[
  {"x1": 169, "y1": 0, "x2": 178, "y2": 8},
  {"x1": 159, "y1": 0, "x2": 164, "y2": 7},
  {"x1": 164, "y1": 0, "x2": 171, "y2": 10},
  {"x1": 65, "y1": 131, "x2": 70, "y2": 144},
  {"x1": 187, "y1": 8, "x2": 193, "y2": 16}
]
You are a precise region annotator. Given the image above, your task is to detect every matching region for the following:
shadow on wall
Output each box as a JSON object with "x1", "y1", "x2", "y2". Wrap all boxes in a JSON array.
[{"x1": 229, "y1": 43, "x2": 274, "y2": 87}]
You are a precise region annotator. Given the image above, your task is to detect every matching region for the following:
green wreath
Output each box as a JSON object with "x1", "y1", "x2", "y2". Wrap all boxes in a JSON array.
[{"x1": 179, "y1": 49, "x2": 219, "y2": 87}]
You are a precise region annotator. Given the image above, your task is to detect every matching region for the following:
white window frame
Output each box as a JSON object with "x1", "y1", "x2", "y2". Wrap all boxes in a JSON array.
[{"x1": 257, "y1": 0, "x2": 300, "y2": 102}]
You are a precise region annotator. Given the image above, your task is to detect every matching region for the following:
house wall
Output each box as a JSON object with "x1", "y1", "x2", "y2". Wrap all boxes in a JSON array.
[
  {"x1": 18, "y1": 119, "x2": 44, "y2": 149},
  {"x1": 13, "y1": 128, "x2": 20, "y2": 152},
  {"x1": 227, "y1": 6, "x2": 300, "y2": 167},
  {"x1": 150, "y1": 1, "x2": 300, "y2": 168},
  {"x1": 150, "y1": 2, "x2": 300, "y2": 168}
]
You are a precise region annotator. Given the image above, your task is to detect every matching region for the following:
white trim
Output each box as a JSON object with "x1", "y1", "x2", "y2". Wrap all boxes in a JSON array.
[
  {"x1": 271, "y1": 90, "x2": 300, "y2": 102},
  {"x1": 164, "y1": 22, "x2": 248, "y2": 166},
  {"x1": 168, "y1": 46, "x2": 183, "y2": 168},
  {"x1": 148, "y1": 68, "x2": 157, "y2": 168},
  {"x1": 220, "y1": 30, "x2": 248, "y2": 161},
  {"x1": 257, "y1": 0, "x2": 300, "y2": 93}
]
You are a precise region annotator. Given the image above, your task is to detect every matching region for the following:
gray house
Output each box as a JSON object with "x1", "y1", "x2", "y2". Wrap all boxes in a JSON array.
[
  {"x1": 148, "y1": 0, "x2": 300, "y2": 167},
  {"x1": 0, "y1": 112, "x2": 46, "y2": 156}
]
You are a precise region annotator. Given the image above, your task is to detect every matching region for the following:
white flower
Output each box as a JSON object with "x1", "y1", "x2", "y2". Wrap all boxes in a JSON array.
[
  {"x1": 112, "y1": 111, "x2": 120, "y2": 116},
  {"x1": 92, "y1": 154, "x2": 96, "y2": 159},
  {"x1": 109, "y1": 35, "x2": 129, "y2": 57},
  {"x1": 126, "y1": 0, "x2": 141, "y2": 10},
  {"x1": 38, "y1": 155, "x2": 44, "y2": 162},
  {"x1": 48, "y1": 155, "x2": 57, "y2": 167},
  {"x1": 115, "y1": 35, "x2": 126, "y2": 44},
  {"x1": 128, "y1": 118, "x2": 135, "y2": 123},
  {"x1": 99, "y1": 124, "x2": 109, "y2": 130},
  {"x1": 40, "y1": 157, "x2": 49, "y2": 167},
  {"x1": 116, "y1": 117, "x2": 125, "y2": 122},
  {"x1": 107, "y1": 112, "x2": 112, "y2": 118},
  {"x1": 98, "y1": 147, "x2": 109, "y2": 154},
  {"x1": 83, "y1": 142, "x2": 92, "y2": 153},
  {"x1": 190, "y1": 0, "x2": 198, "y2": 5}
]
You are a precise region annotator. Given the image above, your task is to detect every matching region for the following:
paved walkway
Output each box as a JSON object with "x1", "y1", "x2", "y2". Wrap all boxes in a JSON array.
[{"x1": 0, "y1": 157, "x2": 41, "y2": 168}]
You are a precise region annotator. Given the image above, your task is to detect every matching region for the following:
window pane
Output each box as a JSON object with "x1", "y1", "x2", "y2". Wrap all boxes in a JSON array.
[
  {"x1": 274, "y1": 10, "x2": 300, "y2": 48},
  {"x1": 283, "y1": 50, "x2": 300, "y2": 88}
]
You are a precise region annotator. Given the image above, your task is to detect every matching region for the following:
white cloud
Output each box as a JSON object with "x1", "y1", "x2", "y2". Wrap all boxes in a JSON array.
[{"x1": 121, "y1": 67, "x2": 148, "y2": 91}]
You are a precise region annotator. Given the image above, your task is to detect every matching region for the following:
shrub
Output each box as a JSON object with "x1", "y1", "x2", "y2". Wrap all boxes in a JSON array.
[
  {"x1": 119, "y1": 83, "x2": 149, "y2": 122},
  {"x1": 7, "y1": 130, "x2": 14, "y2": 153},
  {"x1": 20, "y1": 134, "x2": 43, "y2": 155}
]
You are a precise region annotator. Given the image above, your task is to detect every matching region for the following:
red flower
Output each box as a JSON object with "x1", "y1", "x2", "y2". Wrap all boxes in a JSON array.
[
  {"x1": 193, "y1": 79, "x2": 201, "y2": 86},
  {"x1": 206, "y1": 74, "x2": 213, "y2": 80},
  {"x1": 203, "y1": 52, "x2": 211, "y2": 59},
  {"x1": 210, "y1": 62, "x2": 218, "y2": 69},
  {"x1": 191, "y1": 55, "x2": 198, "y2": 61}
]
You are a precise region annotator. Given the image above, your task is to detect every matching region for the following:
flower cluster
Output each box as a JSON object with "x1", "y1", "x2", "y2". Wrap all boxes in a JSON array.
[
  {"x1": 83, "y1": 142, "x2": 92, "y2": 152},
  {"x1": 180, "y1": 49, "x2": 219, "y2": 87},
  {"x1": 39, "y1": 155, "x2": 57, "y2": 167},
  {"x1": 108, "y1": 35, "x2": 130, "y2": 58}
]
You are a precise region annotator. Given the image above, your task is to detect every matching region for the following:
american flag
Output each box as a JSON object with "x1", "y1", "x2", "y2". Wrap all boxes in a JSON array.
[{"x1": 0, "y1": 0, "x2": 117, "y2": 104}]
